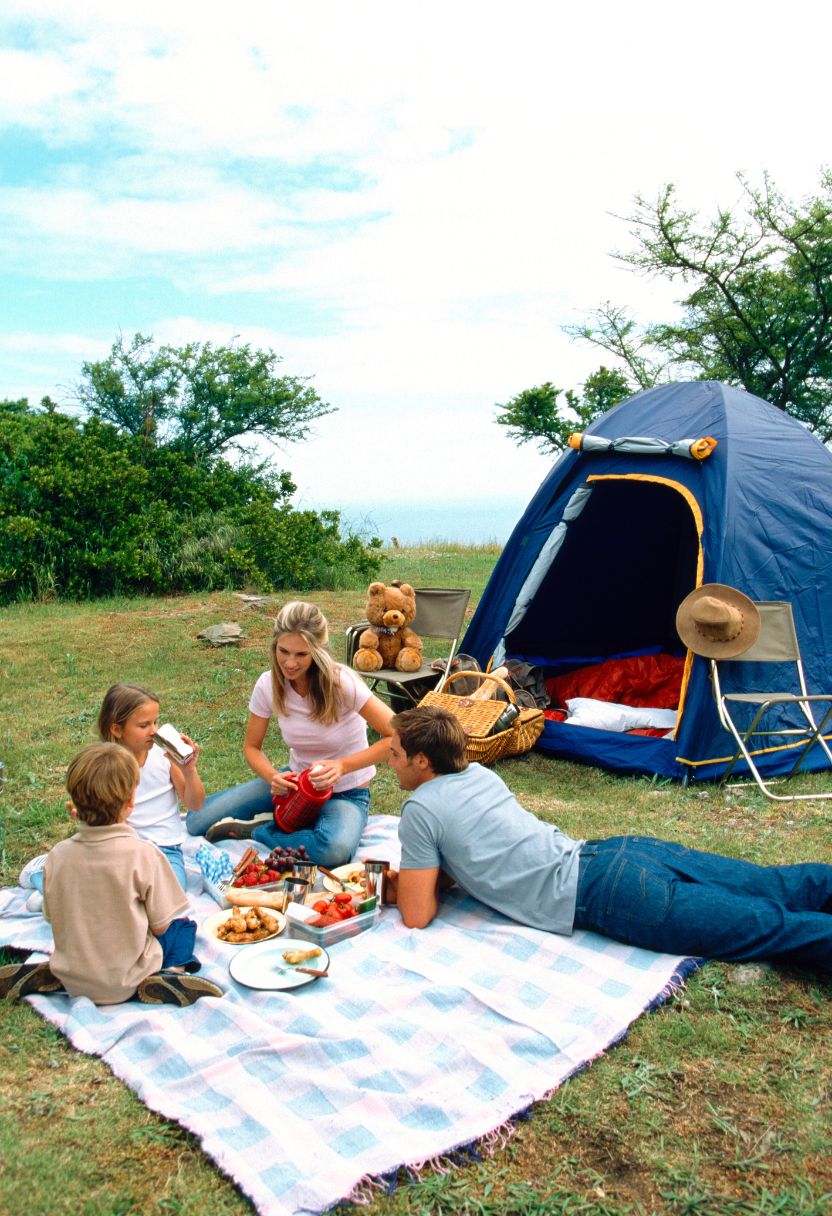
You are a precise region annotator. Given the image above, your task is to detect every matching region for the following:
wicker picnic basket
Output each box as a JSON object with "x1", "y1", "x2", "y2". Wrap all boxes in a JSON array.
[{"x1": 418, "y1": 670, "x2": 545, "y2": 766}]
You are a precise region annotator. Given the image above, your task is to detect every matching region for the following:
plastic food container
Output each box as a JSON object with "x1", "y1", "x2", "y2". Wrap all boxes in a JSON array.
[{"x1": 290, "y1": 904, "x2": 380, "y2": 946}]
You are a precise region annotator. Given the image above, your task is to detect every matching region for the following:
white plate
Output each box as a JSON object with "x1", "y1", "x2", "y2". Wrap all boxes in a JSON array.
[
  {"x1": 321, "y1": 862, "x2": 367, "y2": 894},
  {"x1": 201, "y1": 906, "x2": 286, "y2": 947},
  {"x1": 229, "y1": 937, "x2": 330, "y2": 990}
]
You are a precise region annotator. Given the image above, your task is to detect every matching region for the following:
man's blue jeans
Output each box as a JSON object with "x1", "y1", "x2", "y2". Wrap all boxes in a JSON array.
[
  {"x1": 186, "y1": 777, "x2": 370, "y2": 868},
  {"x1": 573, "y1": 836, "x2": 832, "y2": 973}
]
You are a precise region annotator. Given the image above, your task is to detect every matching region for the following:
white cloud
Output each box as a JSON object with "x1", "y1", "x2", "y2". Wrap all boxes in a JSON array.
[{"x1": 1, "y1": 0, "x2": 831, "y2": 514}]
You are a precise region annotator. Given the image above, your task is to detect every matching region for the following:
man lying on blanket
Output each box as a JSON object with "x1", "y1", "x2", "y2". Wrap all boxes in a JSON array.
[{"x1": 382, "y1": 707, "x2": 832, "y2": 974}]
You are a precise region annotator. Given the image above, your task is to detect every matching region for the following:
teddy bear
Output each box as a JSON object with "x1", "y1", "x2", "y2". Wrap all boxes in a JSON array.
[{"x1": 352, "y1": 580, "x2": 424, "y2": 673}]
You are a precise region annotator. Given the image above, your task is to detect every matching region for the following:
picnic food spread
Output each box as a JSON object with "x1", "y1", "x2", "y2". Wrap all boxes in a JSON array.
[
  {"x1": 230, "y1": 844, "x2": 310, "y2": 888},
  {"x1": 205, "y1": 845, "x2": 383, "y2": 975},
  {"x1": 214, "y1": 906, "x2": 282, "y2": 944}
]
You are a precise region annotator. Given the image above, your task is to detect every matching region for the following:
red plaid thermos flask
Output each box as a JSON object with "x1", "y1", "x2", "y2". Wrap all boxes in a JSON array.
[{"x1": 272, "y1": 767, "x2": 334, "y2": 832}]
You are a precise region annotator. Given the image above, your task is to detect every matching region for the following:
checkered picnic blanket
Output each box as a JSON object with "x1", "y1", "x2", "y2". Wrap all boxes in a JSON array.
[{"x1": 0, "y1": 816, "x2": 693, "y2": 1216}]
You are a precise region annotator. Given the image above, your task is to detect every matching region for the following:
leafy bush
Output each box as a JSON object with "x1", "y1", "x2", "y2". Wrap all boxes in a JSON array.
[{"x1": 0, "y1": 402, "x2": 380, "y2": 602}]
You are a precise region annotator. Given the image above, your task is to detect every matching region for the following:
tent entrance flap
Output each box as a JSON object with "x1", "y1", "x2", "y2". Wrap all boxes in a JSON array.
[{"x1": 506, "y1": 477, "x2": 701, "y2": 664}]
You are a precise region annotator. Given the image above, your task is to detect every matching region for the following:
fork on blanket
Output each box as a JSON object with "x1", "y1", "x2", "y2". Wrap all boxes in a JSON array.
[{"x1": 216, "y1": 846, "x2": 259, "y2": 895}]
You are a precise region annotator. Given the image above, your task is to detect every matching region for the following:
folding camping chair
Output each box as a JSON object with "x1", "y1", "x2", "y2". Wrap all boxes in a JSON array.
[
  {"x1": 710, "y1": 601, "x2": 832, "y2": 800},
  {"x1": 345, "y1": 587, "x2": 471, "y2": 708}
]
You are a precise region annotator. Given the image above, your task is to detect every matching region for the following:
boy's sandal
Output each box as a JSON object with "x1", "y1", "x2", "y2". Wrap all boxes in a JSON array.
[
  {"x1": 0, "y1": 961, "x2": 64, "y2": 1001},
  {"x1": 136, "y1": 972, "x2": 224, "y2": 1006}
]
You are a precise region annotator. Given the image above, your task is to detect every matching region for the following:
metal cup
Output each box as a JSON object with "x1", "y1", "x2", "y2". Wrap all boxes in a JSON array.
[
  {"x1": 363, "y1": 859, "x2": 389, "y2": 906},
  {"x1": 292, "y1": 860, "x2": 318, "y2": 891},
  {"x1": 284, "y1": 876, "x2": 310, "y2": 905}
]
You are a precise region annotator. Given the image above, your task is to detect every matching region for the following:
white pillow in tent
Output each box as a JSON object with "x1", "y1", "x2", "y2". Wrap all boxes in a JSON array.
[{"x1": 565, "y1": 698, "x2": 678, "y2": 734}]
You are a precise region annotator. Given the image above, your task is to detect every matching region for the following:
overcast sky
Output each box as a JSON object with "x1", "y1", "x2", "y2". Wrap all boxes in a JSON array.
[{"x1": 1, "y1": 0, "x2": 829, "y2": 508}]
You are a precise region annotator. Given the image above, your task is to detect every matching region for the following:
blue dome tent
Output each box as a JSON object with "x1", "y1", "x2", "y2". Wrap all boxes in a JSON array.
[{"x1": 463, "y1": 381, "x2": 832, "y2": 781}]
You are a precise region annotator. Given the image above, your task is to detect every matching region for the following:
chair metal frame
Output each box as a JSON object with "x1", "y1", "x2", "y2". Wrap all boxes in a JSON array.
[
  {"x1": 345, "y1": 587, "x2": 471, "y2": 707},
  {"x1": 710, "y1": 601, "x2": 832, "y2": 800}
]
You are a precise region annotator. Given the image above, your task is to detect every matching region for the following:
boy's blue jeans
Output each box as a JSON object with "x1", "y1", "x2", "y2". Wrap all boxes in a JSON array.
[
  {"x1": 186, "y1": 777, "x2": 370, "y2": 868},
  {"x1": 574, "y1": 836, "x2": 832, "y2": 973},
  {"x1": 156, "y1": 917, "x2": 200, "y2": 971}
]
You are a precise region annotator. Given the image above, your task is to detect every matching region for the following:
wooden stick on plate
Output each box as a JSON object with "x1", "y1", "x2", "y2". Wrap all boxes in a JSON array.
[{"x1": 317, "y1": 865, "x2": 348, "y2": 890}]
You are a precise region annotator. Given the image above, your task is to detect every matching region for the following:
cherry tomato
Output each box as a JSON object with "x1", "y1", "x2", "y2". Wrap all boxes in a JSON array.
[{"x1": 333, "y1": 892, "x2": 353, "y2": 905}]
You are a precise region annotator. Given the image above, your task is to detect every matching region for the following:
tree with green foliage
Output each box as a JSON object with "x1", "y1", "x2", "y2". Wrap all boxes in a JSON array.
[
  {"x1": 77, "y1": 333, "x2": 333, "y2": 460},
  {"x1": 572, "y1": 171, "x2": 832, "y2": 441},
  {"x1": 0, "y1": 400, "x2": 379, "y2": 603},
  {"x1": 499, "y1": 171, "x2": 832, "y2": 453},
  {"x1": 495, "y1": 366, "x2": 631, "y2": 455}
]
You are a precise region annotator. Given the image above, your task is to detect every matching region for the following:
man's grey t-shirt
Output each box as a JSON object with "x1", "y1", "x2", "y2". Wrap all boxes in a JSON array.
[{"x1": 398, "y1": 763, "x2": 583, "y2": 934}]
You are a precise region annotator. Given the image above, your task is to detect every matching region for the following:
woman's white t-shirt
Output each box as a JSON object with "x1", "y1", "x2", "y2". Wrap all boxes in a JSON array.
[
  {"x1": 129, "y1": 744, "x2": 184, "y2": 846},
  {"x1": 248, "y1": 665, "x2": 374, "y2": 792}
]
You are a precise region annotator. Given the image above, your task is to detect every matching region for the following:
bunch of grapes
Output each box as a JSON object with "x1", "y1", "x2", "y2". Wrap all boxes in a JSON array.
[{"x1": 265, "y1": 844, "x2": 310, "y2": 872}]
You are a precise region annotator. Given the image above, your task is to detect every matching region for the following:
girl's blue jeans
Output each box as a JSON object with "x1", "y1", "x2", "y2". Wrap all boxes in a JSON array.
[
  {"x1": 574, "y1": 836, "x2": 832, "y2": 973},
  {"x1": 158, "y1": 844, "x2": 187, "y2": 891},
  {"x1": 186, "y1": 777, "x2": 370, "y2": 868}
]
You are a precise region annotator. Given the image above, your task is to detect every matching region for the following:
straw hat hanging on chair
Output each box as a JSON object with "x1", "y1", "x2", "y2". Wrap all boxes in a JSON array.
[{"x1": 676, "y1": 584, "x2": 761, "y2": 659}]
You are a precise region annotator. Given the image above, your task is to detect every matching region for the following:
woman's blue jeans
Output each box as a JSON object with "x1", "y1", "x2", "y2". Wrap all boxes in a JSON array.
[
  {"x1": 186, "y1": 777, "x2": 370, "y2": 868},
  {"x1": 573, "y1": 836, "x2": 832, "y2": 973}
]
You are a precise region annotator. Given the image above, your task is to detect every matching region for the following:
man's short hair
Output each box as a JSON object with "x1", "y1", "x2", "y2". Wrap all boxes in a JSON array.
[
  {"x1": 391, "y1": 706, "x2": 468, "y2": 774},
  {"x1": 66, "y1": 743, "x2": 140, "y2": 827}
]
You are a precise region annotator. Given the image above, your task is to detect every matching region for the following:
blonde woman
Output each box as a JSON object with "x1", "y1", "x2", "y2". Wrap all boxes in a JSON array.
[{"x1": 187, "y1": 602, "x2": 393, "y2": 866}]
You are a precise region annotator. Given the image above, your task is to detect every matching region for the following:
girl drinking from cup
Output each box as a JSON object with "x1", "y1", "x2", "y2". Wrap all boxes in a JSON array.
[{"x1": 98, "y1": 683, "x2": 205, "y2": 889}]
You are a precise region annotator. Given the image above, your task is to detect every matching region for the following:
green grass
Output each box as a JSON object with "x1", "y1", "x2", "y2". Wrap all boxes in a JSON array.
[{"x1": 1, "y1": 544, "x2": 831, "y2": 1215}]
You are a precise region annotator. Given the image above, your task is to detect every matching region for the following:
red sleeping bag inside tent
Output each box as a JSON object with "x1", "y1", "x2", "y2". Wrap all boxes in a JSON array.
[{"x1": 545, "y1": 654, "x2": 684, "y2": 711}]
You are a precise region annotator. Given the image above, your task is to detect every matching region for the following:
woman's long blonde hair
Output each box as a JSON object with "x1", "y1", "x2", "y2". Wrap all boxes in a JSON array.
[{"x1": 270, "y1": 602, "x2": 342, "y2": 724}]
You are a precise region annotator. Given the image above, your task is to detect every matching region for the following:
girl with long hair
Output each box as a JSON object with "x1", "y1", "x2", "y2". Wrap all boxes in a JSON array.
[{"x1": 97, "y1": 682, "x2": 205, "y2": 889}]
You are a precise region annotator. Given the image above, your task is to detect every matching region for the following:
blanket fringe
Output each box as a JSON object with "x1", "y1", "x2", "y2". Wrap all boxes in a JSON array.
[{"x1": 347, "y1": 1112, "x2": 526, "y2": 1207}]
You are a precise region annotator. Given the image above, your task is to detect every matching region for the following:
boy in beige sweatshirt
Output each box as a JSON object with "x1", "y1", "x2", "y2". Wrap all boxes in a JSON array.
[{"x1": 1, "y1": 743, "x2": 222, "y2": 1007}]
